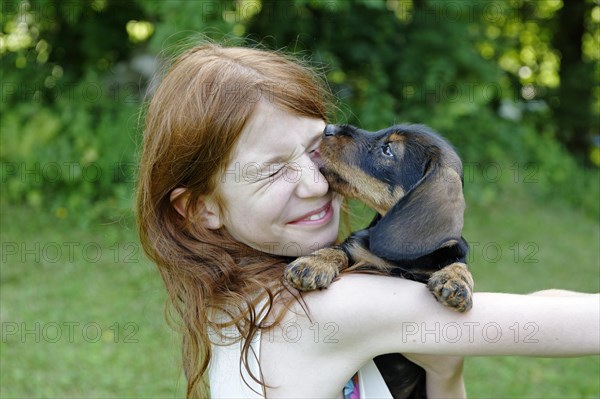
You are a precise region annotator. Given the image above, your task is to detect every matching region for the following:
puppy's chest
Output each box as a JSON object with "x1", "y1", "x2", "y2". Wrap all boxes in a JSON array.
[
  {"x1": 351, "y1": 221, "x2": 469, "y2": 283},
  {"x1": 383, "y1": 238, "x2": 469, "y2": 282}
]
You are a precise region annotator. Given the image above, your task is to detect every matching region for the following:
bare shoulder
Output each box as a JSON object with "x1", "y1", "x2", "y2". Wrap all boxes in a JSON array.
[
  {"x1": 260, "y1": 274, "x2": 433, "y2": 396},
  {"x1": 267, "y1": 274, "x2": 439, "y2": 356},
  {"x1": 302, "y1": 274, "x2": 438, "y2": 322}
]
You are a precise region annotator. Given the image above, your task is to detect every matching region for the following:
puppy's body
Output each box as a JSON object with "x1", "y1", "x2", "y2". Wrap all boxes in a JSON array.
[{"x1": 285, "y1": 124, "x2": 474, "y2": 398}]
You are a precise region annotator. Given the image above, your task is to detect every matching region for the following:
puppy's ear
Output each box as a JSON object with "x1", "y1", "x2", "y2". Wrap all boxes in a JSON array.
[{"x1": 369, "y1": 161, "x2": 465, "y2": 261}]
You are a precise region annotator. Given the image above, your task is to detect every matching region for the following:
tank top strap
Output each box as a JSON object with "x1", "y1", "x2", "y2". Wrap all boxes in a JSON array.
[
  {"x1": 357, "y1": 359, "x2": 394, "y2": 398},
  {"x1": 209, "y1": 328, "x2": 264, "y2": 398}
]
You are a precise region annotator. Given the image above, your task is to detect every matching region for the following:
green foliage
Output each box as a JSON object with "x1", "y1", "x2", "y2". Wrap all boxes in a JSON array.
[
  {"x1": 1, "y1": 0, "x2": 597, "y2": 222},
  {"x1": 1, "y1": 0, "x2": 144, "y2": 222},
  {"x1": 0, "y1": 75, "x2": 140, "y2": 222}
]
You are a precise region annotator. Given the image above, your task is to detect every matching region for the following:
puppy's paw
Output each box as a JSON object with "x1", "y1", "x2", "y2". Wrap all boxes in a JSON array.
[
  {"x1": 427, "y1": 262, "x2": 474, "y2": 313},
  {"x1": 284, "y1": 248, "x2": 348, "y2": 291}
]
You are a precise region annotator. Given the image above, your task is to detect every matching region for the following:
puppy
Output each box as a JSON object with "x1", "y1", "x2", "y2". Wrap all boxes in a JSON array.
[{"x1": 284, "y1": 123, "x2": 474, "y2": 398}]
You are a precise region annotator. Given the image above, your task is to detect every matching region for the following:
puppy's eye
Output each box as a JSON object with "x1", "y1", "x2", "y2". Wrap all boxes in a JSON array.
[{"x1": 381, "y1": 143, "x2": 394, "y2": 157}]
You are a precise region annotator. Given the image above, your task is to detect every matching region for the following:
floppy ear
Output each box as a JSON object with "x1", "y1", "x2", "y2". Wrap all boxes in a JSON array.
[{"x1": 369, "y1": 161, "x2": 465, "y2": 261}]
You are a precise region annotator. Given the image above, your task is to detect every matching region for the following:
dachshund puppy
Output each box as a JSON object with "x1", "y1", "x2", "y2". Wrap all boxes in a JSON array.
[
  {"x1": 284, "y1": 123, "x2": 474, "y2": 398},
  {"x1": 285, "y1": 123, "x2": 473, "y2": 310}
]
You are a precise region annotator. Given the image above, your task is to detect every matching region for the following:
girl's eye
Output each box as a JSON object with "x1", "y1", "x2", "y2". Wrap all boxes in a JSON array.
[
  {"x1": 267, "y1": 166, "x2": 284, "y2": 178},
  {"x1": 381, "y1": 143, "x2": 394, "y2": 157}
]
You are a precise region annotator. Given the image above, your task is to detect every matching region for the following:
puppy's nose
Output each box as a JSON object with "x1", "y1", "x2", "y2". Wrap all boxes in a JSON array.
[{"x1": 324, "y1": 124, "x2": 339, "y2": 137}]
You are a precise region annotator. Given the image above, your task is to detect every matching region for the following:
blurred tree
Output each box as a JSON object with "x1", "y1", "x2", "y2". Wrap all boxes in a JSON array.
[
  {"x1": 0, "y1": 0, "x2": 153, "y2": 219},
  {"x1": 1, "y1": 0, "x2": 597, "y2": 219},
  {"x1": 248, "y1": 1, "x2": 494, "y2": 112},
  {"x1": 1, "y1": 0, "x2": 146, "y2": 105},
  {"x1": 551, "y1": 0, "x2": 595, "y2": 161},
  {"x1": 246, "y1": 0, "x2": 507, "y2": 157},
  {"x1": 480, "y1": 0, "x2": 598, "y2": 163}
]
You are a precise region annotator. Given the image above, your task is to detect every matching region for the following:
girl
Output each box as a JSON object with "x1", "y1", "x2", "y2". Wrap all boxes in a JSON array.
[{"x1": 136, "y1": 43, "x2": 599, "y2": 398}]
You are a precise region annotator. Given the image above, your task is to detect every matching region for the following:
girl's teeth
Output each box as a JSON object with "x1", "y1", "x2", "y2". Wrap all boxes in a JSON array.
[{"x1": 308, "y1": 210, "x2": 326, "y2": 221}]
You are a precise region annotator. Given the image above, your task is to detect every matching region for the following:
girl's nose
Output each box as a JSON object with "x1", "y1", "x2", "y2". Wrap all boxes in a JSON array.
[{"x1": 294, "y1": 156, "x2": 329, "y2": 198}]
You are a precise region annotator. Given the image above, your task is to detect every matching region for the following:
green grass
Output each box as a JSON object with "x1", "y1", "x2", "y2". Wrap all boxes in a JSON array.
[
  {"x1": 0, "y1": 205, "x2": 186, "y2": 398},
  {"x1": 1, "y1": 184, "x2": 598, "y2": 398},
  {"x1": 461, "y1": 189, "x2": 600, "y2": 398}
]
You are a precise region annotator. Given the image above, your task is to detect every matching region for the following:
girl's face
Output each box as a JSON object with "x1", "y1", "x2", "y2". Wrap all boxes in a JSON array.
[{"x1": 216, "y1": 102, "x2": 341, "y2": 257}]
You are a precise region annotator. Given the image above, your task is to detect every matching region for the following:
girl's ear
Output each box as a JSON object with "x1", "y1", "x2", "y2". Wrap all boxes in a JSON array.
[
  {"x1": 170, "y1": 188, "x2": 189, "y2": 217},
  {"x1": 170, "y1": 188, "x2": 223, "y2": 230}
]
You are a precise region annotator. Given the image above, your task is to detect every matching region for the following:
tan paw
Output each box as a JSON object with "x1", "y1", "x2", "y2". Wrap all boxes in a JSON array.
[
  {"x1": 284, "y1": 248, "x2": 347, "y2": 291},
  {"x1": 427, "y1": 262, "x2": 474, "y2": 312}
]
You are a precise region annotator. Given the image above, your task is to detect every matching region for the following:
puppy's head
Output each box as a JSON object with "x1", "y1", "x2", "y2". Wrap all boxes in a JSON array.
[{"x1": 320, "y1": 124, "x2": 465, "y2": 261}]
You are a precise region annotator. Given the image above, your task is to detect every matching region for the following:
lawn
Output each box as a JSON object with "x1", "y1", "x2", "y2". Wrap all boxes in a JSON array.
[
  {"x1": 0, "y1": 205, "x2": 186, "y2": 397},
  {"x1": 461, "y1": 190, "x2": 600, "y2": 398},
  {"x1": 1, "y1": 185, "x2": 598, "y2": 397}
]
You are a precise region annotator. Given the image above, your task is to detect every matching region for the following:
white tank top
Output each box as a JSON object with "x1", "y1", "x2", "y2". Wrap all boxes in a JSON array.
[{"x1": 208, "y1": 328, "x2": 394, "y2": 398}]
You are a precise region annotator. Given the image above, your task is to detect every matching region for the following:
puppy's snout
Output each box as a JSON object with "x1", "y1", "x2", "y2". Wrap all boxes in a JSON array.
[
  {"x1": 324, "y1": 124, "x2": 339, "y2": 137},
  {"x1": 324, "y1": 124, "x2": 358, "y2": 138}
]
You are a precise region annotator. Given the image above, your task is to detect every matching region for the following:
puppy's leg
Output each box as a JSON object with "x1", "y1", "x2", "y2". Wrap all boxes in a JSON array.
[
  {"x1": 285, "y1": 229, "x2": 380, "y2": 291},
  {"x1": 427, "y1": 262, "x2": 474, "y2": 312},
  {"x1": 284, "y1": 247, "x2": 349, "y2": 291}
]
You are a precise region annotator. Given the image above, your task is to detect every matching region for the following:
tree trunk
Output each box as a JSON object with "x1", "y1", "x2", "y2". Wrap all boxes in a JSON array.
[{"x1": 552, "y1": 0, "x2": 594, "y2": 162}]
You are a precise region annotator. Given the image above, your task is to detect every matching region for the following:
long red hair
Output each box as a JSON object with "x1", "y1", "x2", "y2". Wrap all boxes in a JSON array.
[{"x1": 136, "y1": 43, "x2": 333, "y2": 397}]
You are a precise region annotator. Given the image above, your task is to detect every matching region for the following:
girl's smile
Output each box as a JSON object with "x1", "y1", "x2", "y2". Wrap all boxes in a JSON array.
[{"x1": 287, "y1": 200, "x2": 334, "y2": 225}]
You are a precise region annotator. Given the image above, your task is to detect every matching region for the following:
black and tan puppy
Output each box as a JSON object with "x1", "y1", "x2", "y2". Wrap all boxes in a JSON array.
[
  {"x1": 285, "y1": 123, "x2": 473, "y2": 309},
  {"x1": 284, "y1": 123, "x2": 474, "y2": 398}
]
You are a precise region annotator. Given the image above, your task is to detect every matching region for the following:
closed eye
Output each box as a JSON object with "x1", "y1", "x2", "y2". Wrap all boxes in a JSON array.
[
  {"x1": 267, "y1": 167, "x2": 283, "y2": 178},
  {"x1": 261, "y1": 163, "x2": 286, "y2": 180}
]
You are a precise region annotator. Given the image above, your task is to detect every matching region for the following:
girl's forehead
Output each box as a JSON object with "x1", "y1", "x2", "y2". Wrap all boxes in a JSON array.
[{"x1": 231, "y1": 102, "x2": 325, "y2": 164}]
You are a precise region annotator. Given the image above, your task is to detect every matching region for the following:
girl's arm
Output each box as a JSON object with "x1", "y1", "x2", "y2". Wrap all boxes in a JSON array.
[
  {"x1": 302, "y1": 274, "x2": 600, "y2": 359},
  {"x1": 400, "y1": 287, "x2": 599, "y2": 398},
  {"x1": 262, "y1": 274, "x2": 598, "y2": 397}
]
